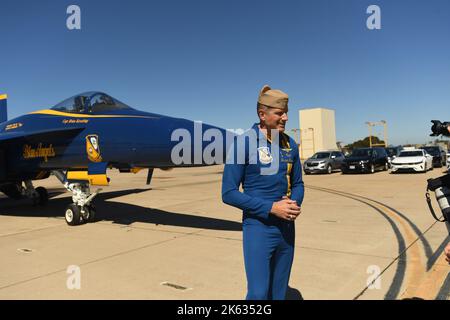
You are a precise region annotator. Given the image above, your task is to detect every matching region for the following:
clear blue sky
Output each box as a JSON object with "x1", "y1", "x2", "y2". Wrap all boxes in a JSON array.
[{"x1": 1, "y1": 0, "x2": 450, "y2": 145}]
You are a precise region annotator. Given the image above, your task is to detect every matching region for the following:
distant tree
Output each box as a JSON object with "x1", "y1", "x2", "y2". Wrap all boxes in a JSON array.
[{"x1": 345, "y1": 136, "x2": 385, "y2": 151}]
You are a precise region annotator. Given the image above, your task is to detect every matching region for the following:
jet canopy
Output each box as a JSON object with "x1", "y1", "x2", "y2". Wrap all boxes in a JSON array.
[{"x1": 51, "y1": 92, "x2": 133, "y2": 114}]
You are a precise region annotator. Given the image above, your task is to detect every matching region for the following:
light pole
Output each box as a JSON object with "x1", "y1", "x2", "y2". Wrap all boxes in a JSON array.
[{"x1": 365, "y1": 120, "x2": 388, "y2": 147}]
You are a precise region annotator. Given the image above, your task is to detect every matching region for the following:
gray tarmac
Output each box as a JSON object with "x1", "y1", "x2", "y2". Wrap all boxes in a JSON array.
[{"x1": 0, "y1": 165, "x2": 449, "y2": 300}]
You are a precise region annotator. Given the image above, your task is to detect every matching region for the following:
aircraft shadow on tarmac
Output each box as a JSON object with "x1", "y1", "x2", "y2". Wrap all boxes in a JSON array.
[
  {"x1": 0, "y1": 188, "x2": 305, "y2": 298},
  {"x1": 0, "y1": 188, "x2": 242, "y2": 231}
]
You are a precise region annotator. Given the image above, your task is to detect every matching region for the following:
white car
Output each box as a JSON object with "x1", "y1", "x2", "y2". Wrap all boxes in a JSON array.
[{"x1": 391, "y1": 149, "x2": 433, "y2": 173}]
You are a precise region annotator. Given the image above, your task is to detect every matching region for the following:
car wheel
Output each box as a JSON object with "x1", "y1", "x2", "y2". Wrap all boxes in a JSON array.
[
  {"x1": 370, "y1": 164, "x2": 375, "y2": 174},
  {"x1": 327, "y1": 165, "x2": 332, "y2": 174},
  {"x1": 384, "y1": 162, "x2": 388, "y2": 171}
]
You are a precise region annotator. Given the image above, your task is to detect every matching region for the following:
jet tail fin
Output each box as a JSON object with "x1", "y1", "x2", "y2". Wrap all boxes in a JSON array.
[{"x1": 0, "y1": 94, "x2": 7, "y2": 123}]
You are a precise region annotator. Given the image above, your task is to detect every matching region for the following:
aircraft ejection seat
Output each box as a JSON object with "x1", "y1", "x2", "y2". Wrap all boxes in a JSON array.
[{"x1": 74, "y1": 96, "x2": 86, "y2": 113}]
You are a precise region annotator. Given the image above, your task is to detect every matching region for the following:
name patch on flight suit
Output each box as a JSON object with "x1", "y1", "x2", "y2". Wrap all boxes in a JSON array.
[{"x1": 281, "y1": 148, "x2": 293, "y2": 163}]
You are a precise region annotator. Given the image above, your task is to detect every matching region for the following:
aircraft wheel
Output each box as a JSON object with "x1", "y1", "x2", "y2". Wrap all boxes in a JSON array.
[
  {"x1": 81, "y1": 205, "x2": 97, "y2": 223},
  {"x1": 65, "y1": 204, "x2": 82, "y2": 226},
  {"x1": 35, "y1": 187, "x2": 48, "y2": 206}
]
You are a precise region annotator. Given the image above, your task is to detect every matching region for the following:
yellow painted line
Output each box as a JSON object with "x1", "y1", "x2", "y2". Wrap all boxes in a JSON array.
[
  {"x1": 379, "y1": 206, "x2": 425, "y2": 300},
  {"x1": 0, "y1": 94, "x2": 7, "y2": 100},
  {"x1": 307, "y1": 185, "x2": 426, "y2": 299},
  {"x1": 28, "y1": 109, "x2": 155, "y2": 119},
  {"x1": 402, "y1": 250, "x2": 449, "y2": 299}
]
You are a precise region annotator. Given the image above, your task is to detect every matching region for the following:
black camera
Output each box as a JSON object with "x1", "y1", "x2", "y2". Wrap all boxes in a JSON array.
[
  {"x1": 426, "y1": 120, "x2": 450, "y2": 234},
  {"x1": 430, "y1": 120, "x2": 450, "y2": 137},
  {"x1": 426, "y1": 175, "x2": 450, "y2": 234}
]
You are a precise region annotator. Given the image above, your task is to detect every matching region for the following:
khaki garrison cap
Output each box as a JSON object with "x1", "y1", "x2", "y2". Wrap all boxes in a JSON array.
[{"x1": 257, "y1": 85, "x2": 289, "y2": 111}]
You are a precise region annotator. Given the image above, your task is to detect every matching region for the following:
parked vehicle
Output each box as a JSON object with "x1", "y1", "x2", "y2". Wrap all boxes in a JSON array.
[
  {"x1": 341, "y1": 147, "x2": 389, "y2": 174},
  {"x1": 303, "y1": 151, "x2": 346, "y2": 174},
  {"x1": 419, "y1": 146, "x2": 446, "y2": 168},
  {"x1": 390, "y1": 148, "x2": 433, "y2": 173},
  {"x1": 446, "y1": 152, "x2": 450, "y2": 172},
  {"x1": 385, "y1": 146, "x2": 402, "y2": 168}
]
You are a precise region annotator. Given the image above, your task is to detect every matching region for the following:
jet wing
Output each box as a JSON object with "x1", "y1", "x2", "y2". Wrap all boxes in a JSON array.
[{"x1": 0, "y1": 127, "x2": 85, "y2": 144}]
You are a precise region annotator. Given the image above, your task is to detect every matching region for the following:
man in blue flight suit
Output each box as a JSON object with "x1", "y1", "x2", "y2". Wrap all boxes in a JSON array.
[{"x1": 222, "y1": 85, "x2": 304, "y2": 300}]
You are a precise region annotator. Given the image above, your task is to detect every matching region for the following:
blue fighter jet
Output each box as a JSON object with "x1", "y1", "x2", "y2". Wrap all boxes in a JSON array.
[{"x1": 0, "y1": 92, "x2": 230, "y2": 226}]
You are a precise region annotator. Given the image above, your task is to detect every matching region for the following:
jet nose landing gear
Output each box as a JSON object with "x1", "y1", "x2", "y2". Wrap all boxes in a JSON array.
[
  {"x1": 52, "y1": 167, "x2": 108, "y2": 227},
  {"x1": 64, "y1": 183, "x2": 101, "y2": 226},
  {"x1": 64, "y1": 202, "x2": 97, "y2": 226}
]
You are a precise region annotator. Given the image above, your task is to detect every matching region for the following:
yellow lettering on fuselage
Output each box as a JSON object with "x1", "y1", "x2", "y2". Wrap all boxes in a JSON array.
[{"x1": 23, "y1": 144, "x2": 56, "y2": 162}]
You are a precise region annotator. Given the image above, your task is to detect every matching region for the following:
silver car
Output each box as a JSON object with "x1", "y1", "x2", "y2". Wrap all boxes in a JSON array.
[{"x1": 303, "y1": 151, "x2": 346, "y2": 174}]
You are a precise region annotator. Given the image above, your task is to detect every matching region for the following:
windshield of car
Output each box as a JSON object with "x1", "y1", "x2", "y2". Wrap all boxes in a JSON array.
[
  {"x1": 351, "y1": 149, "x2": 372, "y2": 157},
  {"x1": 311, "y1": 152, "x2": 330, "y2": 159},
  {"x1": 51, "y1": 92, "x2": 132, "y2": 113},
  {"x1": 399, "y1": 151, "x2": 423, "y2": 157},
  {"x1": 421, "y1": 147, "x2": 439, "y2": 156},
  {"x1": 386, "y1": 148, "x2": 399, "y2": 157}
]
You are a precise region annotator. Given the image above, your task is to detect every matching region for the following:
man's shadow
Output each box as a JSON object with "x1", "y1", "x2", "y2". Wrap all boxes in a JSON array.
[
  {"x1": 286, "y1": 286, "x2": 304, "y2": 300},
  {"x1": 0, "y1": 188, "x2": 242, "y2": 231}
]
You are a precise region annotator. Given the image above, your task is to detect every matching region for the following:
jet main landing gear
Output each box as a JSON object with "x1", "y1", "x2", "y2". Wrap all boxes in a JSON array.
[
  {"x1": 0, "y1": 180, "x2": 49, "y2": 205},
  {"x1": 24, "y1": 180, "x2": 48, "y2": 206}
]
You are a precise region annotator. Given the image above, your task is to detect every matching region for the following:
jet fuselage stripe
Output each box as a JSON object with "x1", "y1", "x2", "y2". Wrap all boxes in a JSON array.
[{"x1": 29, "y1": 109, "x2": 157, "y2": 119}]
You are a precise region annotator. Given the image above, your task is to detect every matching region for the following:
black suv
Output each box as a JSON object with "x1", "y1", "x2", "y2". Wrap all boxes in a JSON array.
[
  {"x1": 419, "y1": 146, "x2": 446, "y2": 168},
  {"x1": 385, "y1": 146, "x2": 402, "y2": 168},
  {"x1": 341, "y1": 147, "x2": 389, "y2": 174}
]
